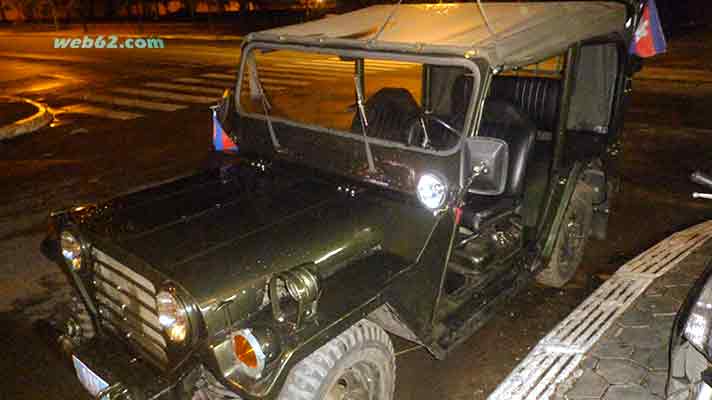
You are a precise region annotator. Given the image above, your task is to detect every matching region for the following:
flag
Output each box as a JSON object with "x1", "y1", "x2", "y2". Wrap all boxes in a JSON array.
[
  {"x1": 630, "y1": 0, "x2": 667, "y2": 57},
  {"x1": 212, "y1": 109, "x2": 238, "y2": 153}
]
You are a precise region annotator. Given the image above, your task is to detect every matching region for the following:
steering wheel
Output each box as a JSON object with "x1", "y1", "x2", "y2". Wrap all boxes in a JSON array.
[{"x1": 406, "y1": 114, "x2": 461, "y2": 149}]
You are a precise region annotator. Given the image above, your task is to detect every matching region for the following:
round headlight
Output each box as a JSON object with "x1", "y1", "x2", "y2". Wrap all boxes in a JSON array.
[
  {"x1": 60, "y1": 230, "x2": 83, "y2": 271},
  {"x1": 417, "y1": 173, "x2": 448, "y2": 210},
  {"x1": 156, "y1": 290, "x2": 190, "y2": 343}
]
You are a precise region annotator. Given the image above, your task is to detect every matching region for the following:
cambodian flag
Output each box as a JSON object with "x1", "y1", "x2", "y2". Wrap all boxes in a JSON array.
[
  {"x1": 630, "y1": 0, "x2": 667, "y2": 57},
  {"x1": 212, "y1": 109, "x2": 238, "y2": 153}
]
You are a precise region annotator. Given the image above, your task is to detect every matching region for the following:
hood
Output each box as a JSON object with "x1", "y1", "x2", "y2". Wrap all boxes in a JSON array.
[{"x1": 82, "y1": 161, "x2": 390, "y2": 334}]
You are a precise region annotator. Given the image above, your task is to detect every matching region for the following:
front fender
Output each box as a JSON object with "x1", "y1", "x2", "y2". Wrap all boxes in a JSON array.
[{"x1": 201, "y1": 252, "x2": 411, "y2": 399}]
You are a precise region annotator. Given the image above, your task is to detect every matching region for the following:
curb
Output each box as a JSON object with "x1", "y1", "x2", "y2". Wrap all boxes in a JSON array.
[
  {"x1": 489, "y1": 220, "x2": 712, "y2": 400},
  {"x1": 0, "y1": 97, "x2": 54, "y2": 141}
]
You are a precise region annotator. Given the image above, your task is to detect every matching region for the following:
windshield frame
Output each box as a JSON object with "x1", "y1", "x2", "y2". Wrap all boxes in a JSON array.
[{"x1": 235, "y1": 41, "x2": 482, "y2": 158}]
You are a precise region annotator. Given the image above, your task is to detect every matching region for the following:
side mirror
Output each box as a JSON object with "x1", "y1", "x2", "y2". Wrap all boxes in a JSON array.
[{"x1": 465, "y1": 137, "x2": 508, "y2": 195}]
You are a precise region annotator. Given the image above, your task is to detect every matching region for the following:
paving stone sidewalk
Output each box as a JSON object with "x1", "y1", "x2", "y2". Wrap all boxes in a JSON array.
[{"x1": 553, "y1": 240, "x2": 712, "y2": 400}]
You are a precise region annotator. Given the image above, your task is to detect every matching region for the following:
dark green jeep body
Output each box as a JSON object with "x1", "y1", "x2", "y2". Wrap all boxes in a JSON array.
[{"x1": 42, "y1": 2, "x2": 645, "y2": 399}]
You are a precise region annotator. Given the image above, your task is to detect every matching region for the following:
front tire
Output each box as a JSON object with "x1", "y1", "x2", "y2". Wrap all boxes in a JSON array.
[
  {"x1": 278, "y1": 319, "x2": 396, "y2": 400},
  {"x1": 536, "y1": 181, "x2": 594, "y2": 288}
]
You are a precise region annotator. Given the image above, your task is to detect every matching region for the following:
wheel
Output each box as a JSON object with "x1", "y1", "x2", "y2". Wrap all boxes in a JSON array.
[
  {"x1": 536, "y1": 181, "x2": 594, "y2": 288},
  {"x1": 277, "y1": 319, "x2": 396, "y2": 400}
]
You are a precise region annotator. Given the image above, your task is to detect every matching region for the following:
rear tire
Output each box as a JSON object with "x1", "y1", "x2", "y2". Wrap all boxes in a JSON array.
[
  {"x1": 277, "y1": 319, "x2": 396, "y2": 400},
  {"x1": 536, "y1": 182, "x2": 594, "y2": 288}
]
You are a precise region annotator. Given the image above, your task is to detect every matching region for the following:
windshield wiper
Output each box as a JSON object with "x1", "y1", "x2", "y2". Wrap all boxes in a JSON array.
[{"x1": 353, "y1": 74, "x2": 376, "y2": 173}]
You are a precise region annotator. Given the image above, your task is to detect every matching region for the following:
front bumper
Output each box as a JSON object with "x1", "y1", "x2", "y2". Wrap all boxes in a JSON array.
[{"x1": 70, "y1": 337, "x2": 200, "y2": 400}]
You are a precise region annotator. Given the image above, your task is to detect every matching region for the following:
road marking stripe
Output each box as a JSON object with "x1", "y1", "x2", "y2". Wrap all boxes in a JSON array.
[
  {"x1": 269, "y1": 62, "x2": 395, "y2": 73},
  {"x1": 221, "y1": 74, "x2": 309, "y2": 87},
  {"x1": 144, "y1": 83, "x2": 226, "y2": 96},
  {"x1": 326, "y1": 57, "x2": 411, "y2": 67},
  {"x1": 57, "y1": 103, "x2": 142, "y2": 120},
  {"x1": 227, "y1": 62, "x2": 409, "y2": 77},
  {"x1": 173, "y1": 77, "x2": 232, "y2": 87},
  {"x1": 112, "y1": 88, "x2": 217, "y2": 104},
  {"x1": 201, "y1": 73, "x2": 237, "y2": 80},
  {"x1": 255, "y1": 56, "x2": 410, "y2": 69},
  {"x1": 174, "y1": 77, "x2": 287, "y2": 92},
  {"x1": 228, "y1": 61, "x2": 403, "y2": 74},
  {"x1": 257, "y1": 67, "x2": 347, "y2": 79},
  {"x1": 200, "y1": 73, "x2": 310, "y2": 86},
  {"x1": 291, "y1": 60, "x2": 399, "y2": 71},
  {"x1": 253, "y1": 77, "x2": 310, "y2": 87},
  {"x1": 65, "y1": 93, "x2": 185, "y2": 112}
]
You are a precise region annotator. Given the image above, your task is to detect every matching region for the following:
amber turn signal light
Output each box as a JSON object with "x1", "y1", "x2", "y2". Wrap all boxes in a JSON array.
[{"x1": 233, "y1": 334, "x2": 258, "y2": 369}]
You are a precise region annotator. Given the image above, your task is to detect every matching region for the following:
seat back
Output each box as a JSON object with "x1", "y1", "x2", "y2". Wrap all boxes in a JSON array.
[
  {"x1": 489, "y1": 76, "x2": 561, "y2": 132},
  {"x1": 478, "y1": 101, "x2": 536, "y2": 196},
  {"x1": 450, "y1": 75, "x2": 536, "y2": 197}
]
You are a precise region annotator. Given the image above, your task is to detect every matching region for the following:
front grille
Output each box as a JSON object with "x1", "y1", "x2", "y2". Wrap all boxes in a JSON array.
[{"x1": 91, "y1": 248, "x2": 168, "y2": 365}]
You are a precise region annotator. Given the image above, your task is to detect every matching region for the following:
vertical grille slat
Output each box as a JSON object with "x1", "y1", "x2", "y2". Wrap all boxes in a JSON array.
[{"x1": 91, "y1": 248, "x2": 167, "y2": 366}]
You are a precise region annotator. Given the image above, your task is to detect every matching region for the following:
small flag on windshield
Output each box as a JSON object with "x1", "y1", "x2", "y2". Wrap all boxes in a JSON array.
[
  {"x1": 630, "y1": 0, "x2": 667, "y2": 57},
  {"x1": 212, "y1": 110, "x2": 238, "y2": 153}
]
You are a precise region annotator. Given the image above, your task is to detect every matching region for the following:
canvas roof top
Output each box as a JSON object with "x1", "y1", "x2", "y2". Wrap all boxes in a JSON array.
[{"x1": 247, "y1": 2, "x2": 628, "y2": 67}]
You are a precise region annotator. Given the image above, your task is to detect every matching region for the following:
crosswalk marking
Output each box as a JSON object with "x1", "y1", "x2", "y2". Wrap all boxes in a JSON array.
[
  {"x1": 291, "y1": 60, "x2": 399, "y2": 72},
  {"x1": 112, "y1": 88, "x2": 217, "y2": 104},
  {"x1": 173, "y1": 77, "x2": 287, "y2": 92},
  {"x1": 326, "y1": 57, "x2": 412, "y2": 68},
  {"x1": 251, "y1": 77, "x2": 310, "y2": 87},
  {"x1": 201, "y1": 73, "x2": 238, "y2": 80},
  {"x1": 57, "y1": 104, "x2": 142, "y2": 120},
  {"x1": 144, "y1": 82, "x2": 227, "y2": 96},
  {"x1": 51, "y1": 57, "x2": 417, "y2": 122},
  {"x1": 173, "y1": 77, "x2": 234, "y2": 87},
  {"x1": 201, "y1": 73, "x2": 310, "y2": 87},
  {"x1": 266, "y1": 62, "x2": 381, "y2": 73},
  {"x1": 65, "y1": 92, "x2": 186, "y2": 112},
  {"x1": 257, "y1": 67, "x2": 347, "y2": 79}
]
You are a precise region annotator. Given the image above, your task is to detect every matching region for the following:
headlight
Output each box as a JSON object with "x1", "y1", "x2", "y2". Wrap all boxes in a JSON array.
[
  {"x1": 417, "y1": 173, "x2": 448, "y2": 210},
  {"x1": 60, "y1": 230, "x2": 84, "y2": 271},
  {"x1": 684, "y1": 276, "x2": 712, "y2": 358},
  {"x1": 156, "y1": 290, "x2": 190, "y2": 343}
]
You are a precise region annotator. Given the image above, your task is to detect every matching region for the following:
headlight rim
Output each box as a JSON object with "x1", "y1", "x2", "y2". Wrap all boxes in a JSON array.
[
  {"x1": 156, "y1": 286, "x2": 192, "y2": 345},
  {"x1": 416, "y1": 172, "x2": 449, "y2": 211},
  {"x1": 59, "y1": 227, "x2": 91, "y2": 272}
]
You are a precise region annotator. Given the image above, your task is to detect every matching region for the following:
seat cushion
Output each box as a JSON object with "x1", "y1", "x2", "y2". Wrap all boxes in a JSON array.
[
  {"x1": 478, "y1": 100, "x2": 537, "y2": 197},
  {"x1": 489, "y1": 76, "x2": 561, "y2": 132}
]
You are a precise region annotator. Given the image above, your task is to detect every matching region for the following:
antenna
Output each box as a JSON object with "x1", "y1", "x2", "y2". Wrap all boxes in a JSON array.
[
  {"x1": 372, "y1": 0, "x2": 403, "y2": 43},
  {"x1": 476, "y1": 0, "x2": 496, "y2": 37}
]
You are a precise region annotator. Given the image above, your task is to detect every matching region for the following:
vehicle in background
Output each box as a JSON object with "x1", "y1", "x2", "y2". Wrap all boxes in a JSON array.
[{"x1": 667, "y1": 171, "x2": 712, "y2": 400}]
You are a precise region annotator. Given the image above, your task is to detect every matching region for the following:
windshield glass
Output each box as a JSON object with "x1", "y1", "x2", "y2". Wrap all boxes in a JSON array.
[{"x1": 233, "y1": 44, "x2": 478, "y2": 193}]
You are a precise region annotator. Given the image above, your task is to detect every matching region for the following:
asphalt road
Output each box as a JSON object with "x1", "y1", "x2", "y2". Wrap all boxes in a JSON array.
[{"x1": 1, "y1": 28, "x2": 712, "y2": 400}]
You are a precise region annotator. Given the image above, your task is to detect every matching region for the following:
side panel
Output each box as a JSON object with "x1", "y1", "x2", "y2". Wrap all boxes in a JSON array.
[{"x1": 382, "y1": 210, "x2": 458, "y2": 346}]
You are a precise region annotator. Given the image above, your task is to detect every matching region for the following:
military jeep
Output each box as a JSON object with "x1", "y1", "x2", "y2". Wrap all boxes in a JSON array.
[{"x1": 43, "y1": 2, "x2": 646, "y2": 399}]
